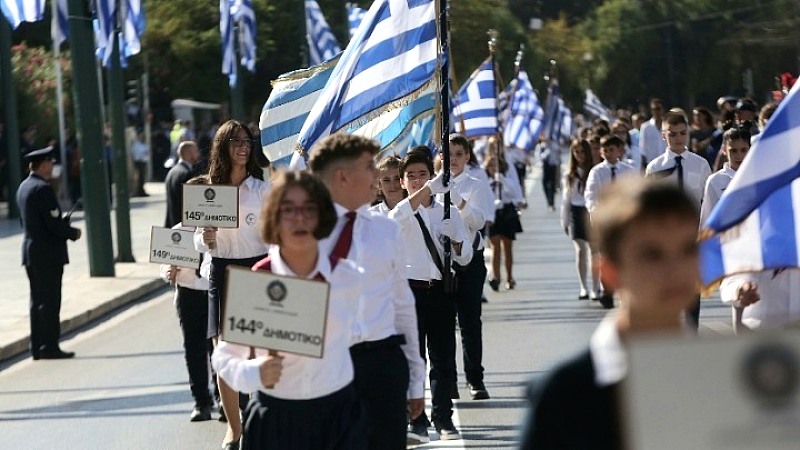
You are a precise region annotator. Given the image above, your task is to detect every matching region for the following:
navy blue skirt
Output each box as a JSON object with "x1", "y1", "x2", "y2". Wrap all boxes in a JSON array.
[
  {"x1": 208, "y1": 255, "x2": 267, "y2": 338},
  {"x1": 241, "y1": 383, "x2": 367, "y2": 450},
  {"x1": 569, "y1": 205, "x2": 589, "y2": 241}
]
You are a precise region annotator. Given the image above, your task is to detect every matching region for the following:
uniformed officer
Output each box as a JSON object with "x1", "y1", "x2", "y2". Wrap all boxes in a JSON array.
[{"x1": 17, "y1": 147, "x2": 82, "y2": 360}]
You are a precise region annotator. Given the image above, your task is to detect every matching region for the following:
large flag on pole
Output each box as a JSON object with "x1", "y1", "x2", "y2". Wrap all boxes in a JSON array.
[
  {"x1": 584, "y1": 88, "x2": 611, "y2": 121},
  {"x1": 502, "y1": 70, "x2": 543, "y2": 151},
  {"x1": 297, "y1": 0, "x2": 437, "y2": 154},
  {"x1": 232, "y1": 0, "x2": 256, "y2": 72},
  {"x1": 121, "y1": 0, "x2": 146, "y2": 61},
  {"x1": 0, "y1": 0, "x2": 44, "y2": 29},
  {"x1": 52, "y1": 0, "x2": 69, "y2": 46},
  {"x1": 558, "y1": 99, "x2": 573, "y2": 141},
  {"x1": 453, "y1": 58, "x2": 498, "y2": 138},
  {"x1": 346, "y1": 3, "x2": 367, "y2": 39},
  {"x1": 220, "y1": 0, "x2": 236, "y2": 87},
  {"x1": 544, "y1": 81, "x2": 562, "y2": 142},
  {"x1": 260, "y1": 56, "x2": 339, "y2": 167},
  {"x1": 305, "y1": 0, "x2": 341, "y2": 66},
  {"x1": 699, "y1": 82, "x2": 800, "y2": 288},
  {"x1": 95, "y1": 0, "x2": 146, "y2": 67}
]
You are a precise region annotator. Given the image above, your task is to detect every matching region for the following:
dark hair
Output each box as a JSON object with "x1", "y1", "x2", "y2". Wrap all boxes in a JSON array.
[
  {"x1": 591, "y1": 177, "x2": 698, "y2": 263},
  {"x1": 186, "y1": 174, "x2": 210, "y2": 185},
  {"x1": 650, "y1": 98, "x2": 664, "y2": 108},
  {"x1": 259, "y1": 171, "x2": 337, "y2": 245},
  {"x1": 207, "y1": 120, "x2": 264, "y2": 184},
  {"x1": 449, "y1": 134, "x2": 471, "y2": 154},
  {"x1": 759, "y1": 103, "x2": 779, "y2": 125},
  {"x1": 600, "y1": 135, "x2": 625, "y2": 149},
  {"x1": 308, "y1": 134, "x2": 380, "y2": 174},
  {"x1": 483, "y1": 139, "x2": 509, "y2": 174},
  {"x1": 722, "y1": 127, "x2": 751, "y2": 146},
  {"x1": 692, "y1": 107, "x2": 714, "y2": 127},
  {"x1": 662, "y1": 108, "x2": 689, "y2": 129},
  {"x1": 400, "y1": 147, "x2": 435, "y2": 177},
  {"x1": 568, "y1": 139, "x2": 593, "y2": 192}
]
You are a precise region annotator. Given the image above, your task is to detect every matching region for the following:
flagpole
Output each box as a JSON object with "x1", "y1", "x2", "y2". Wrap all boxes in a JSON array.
[
  {"x1": 437, "y1": 0, "x2": 452, "y2": 287},
  {"x1": 52, "y1": 0, "x2": 69, "y2": 204},
  {"x1": 488, "y1": 30, "x2": 501, "y2": 165},
  {"x1": 502, "y1": 43, "x2": 524, "y2": 141}
]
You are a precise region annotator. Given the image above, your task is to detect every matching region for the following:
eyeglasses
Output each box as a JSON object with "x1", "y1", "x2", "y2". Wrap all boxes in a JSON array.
[
  {"x1": 279, "y1": 204, "x2": 319, "y2": 220},
  {"x1": 228, "y1": 138, "x2": 254, "y2": 147}
]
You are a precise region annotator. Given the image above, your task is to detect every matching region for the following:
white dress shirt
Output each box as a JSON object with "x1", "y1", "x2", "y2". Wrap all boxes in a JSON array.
[
  {"x1": 320, "y1": 204, "x2": 426, "y2": 399},
  {"x1": 491, "y1": 169, "x2": 524, "y2": 207},
  {"x1": 584, "y1": 160, "x2": 636, "y2": 214},
  {"x1": 193, "y1": 176, "x2": 271, "y2": 259},
  {"x1": 700, "y1": 163, "x2": 735, "y2": 226},
  {"x1": 212, "y1": 245, "x2": 362, "y2": 400},
  {"x1": 623, "y1": 144, "x2": 642, "y2": 172},
  {"x1": 160, "y1": 224, "x2": 211, "y2": 293},
  {"x1": 368, "y1": 201, "x2": 391, "y2": 216},
  {"x1": 639, "y1": 118, "x2": 664, "y2": 165},
  {"x1": 589, "y1": 313, "x2": 627, "y2": 387},
  {"x1": 467, "y1": 163, "x2": 489, "y2": 183},
  {"x1": 560, "y1": 169, "x2": 586, "y2": 230},
  {"x1": 437, "y1": 171, "x2": 493, "y2": 251},
  {"x1": 720, "y1": 270, "x2": 800, "y2": 330},
  {"x1": 389, "y1": 197, "x2": 473, "y2": 281},
  {"x1": 645, "y1": 149, "x2": 712, "y2": 211}
]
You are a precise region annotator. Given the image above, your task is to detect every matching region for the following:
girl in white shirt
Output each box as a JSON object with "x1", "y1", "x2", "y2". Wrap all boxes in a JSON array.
[
  {"x1": 369, "y1": 155, "x2": 406, "y2": 215},
  {"x1": 193, "y1": 120, "x2": 271, "y2": 450},
  {"x1": 213, "y1": 171, "x2": 367, "y2": 450},
  {"x1": 560, "y1": 139, "x2": 600, "y2": 300}
]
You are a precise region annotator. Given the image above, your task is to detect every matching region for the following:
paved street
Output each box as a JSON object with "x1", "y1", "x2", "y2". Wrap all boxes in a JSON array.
[{"x1": 0, "y1": 168, "x2": 733, "y2": 449}]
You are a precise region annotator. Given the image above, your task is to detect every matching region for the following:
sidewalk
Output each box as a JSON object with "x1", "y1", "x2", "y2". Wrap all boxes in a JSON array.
[{"x1": 0, "y1": 182, "x2": 170, "y2": 362}]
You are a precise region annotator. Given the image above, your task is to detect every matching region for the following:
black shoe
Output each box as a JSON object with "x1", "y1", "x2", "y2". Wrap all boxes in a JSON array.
[
  {"x1": 579, "y1": 294, "x2": 590, "y2": 300},
  {"x1": 407, "y1": 420, "x2": 430, "y2": 444},
  {"x1": 481, "y1": 296, "x2": 488, "y2": 303},
  {"x1": 468, "y1": 382, "x2": 490, "y2": 400},
  {"x1": 221, "y1": 438, "x2": 240, "y2": 450},
  {"x1": 37, "y1": 349, "x2": 75, "y2": 360},
  {"x1": 506, "y1": 279, "x2": 516, "y2": 290},
  {"x1": 190, "y1": 405, "x2": 212, "y2": 422},
  {"x1": 450, "y1": 381, "x2": 460, "y2": 399},
  {"x1": 488, "y1": 279, "x2": 500, "y2": 292},
  {"x1": 434, "y1": 419, "x2": 461, "y2": 441},
  {"x1": 600, "y1": 294, "x2": 615, "y2": 309}
]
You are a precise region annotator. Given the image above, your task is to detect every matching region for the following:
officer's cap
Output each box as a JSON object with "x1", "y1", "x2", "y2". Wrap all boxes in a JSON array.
[{"x1": 24, "y1": 146, "x2": 55, "y2": 162}]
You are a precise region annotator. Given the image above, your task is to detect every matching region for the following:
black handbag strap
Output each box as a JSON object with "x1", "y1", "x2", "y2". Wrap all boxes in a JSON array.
[{"x1": 414, "y1": 212, "x2": 445, "y2": 277}]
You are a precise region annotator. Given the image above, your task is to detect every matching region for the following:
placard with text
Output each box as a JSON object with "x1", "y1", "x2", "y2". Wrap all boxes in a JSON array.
[
  {"x1": 182, "y1": 184, "x2": 239, "y2": 228},
  {"x1": 148, "y1": 227, "x2": 202, "y2": 269}
]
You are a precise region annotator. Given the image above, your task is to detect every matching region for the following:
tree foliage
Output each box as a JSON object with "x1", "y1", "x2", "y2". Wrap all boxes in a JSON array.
[{"x1": 11, "y1": 44, "x2": 72, "y2": 140}]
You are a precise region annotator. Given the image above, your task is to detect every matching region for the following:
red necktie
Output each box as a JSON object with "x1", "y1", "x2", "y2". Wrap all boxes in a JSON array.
[{"x1": 330, "y1": 211, "x2": 356, "y2": 260}]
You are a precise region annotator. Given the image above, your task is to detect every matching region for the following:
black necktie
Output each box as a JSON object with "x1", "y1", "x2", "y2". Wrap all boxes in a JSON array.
[
  {"x1": 675, "y1": 156, "x2": 684, "y2": 192},
  {"x1": 610, "y1": 166, "x2": 616, "y2": 181}
]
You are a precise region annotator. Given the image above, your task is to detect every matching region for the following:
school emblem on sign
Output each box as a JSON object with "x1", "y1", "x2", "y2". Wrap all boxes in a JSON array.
[
  {"x1": 204, "y1": 188, "x2": 216, "y2": 202},
  {"x1": 742, "y1": 342, "x2": 799, "y2": 409},
  {"x1": 171, "y1": 232, "x2": 182, "y2": 243},
  {"x1": 267, "y1": 280, "x2": 287, "y2": 304},
  {"x1": 246, "y1": 213, "x2": 257, "y2": 226}
]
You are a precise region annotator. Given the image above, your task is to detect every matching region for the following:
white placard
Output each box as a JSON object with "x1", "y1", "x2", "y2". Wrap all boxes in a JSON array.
[
  {"x1": 221, "y1": 266, "x2": 330, "y2": 358},
  {"x1": 182, "y1": 184, "x2": 239, "y2": 228},
  {"x1": 624, "y1": 331, "x2": 800, "y2": 449},
  {"x1": 148, "y1": 227, "x2": 202, "y2": 269}
]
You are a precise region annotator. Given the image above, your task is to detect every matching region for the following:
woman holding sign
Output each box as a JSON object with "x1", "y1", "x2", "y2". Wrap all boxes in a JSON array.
[
  {"x1": 212, "y1": 171, "x2": 366, "y2": 450},
  {"x1": 193, "y1": 120, "x2": 270, "y2": 450}
]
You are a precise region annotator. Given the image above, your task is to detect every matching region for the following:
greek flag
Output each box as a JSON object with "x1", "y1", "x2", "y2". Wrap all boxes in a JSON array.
[
  {"x1": 0, "y1": 0, "x2": 44, "y2": 29},
  {"x1": 52, "y1": 0, "x2": 69, "y2": 46},
  {"x1": 259, "y1": 56, "x2": 339, "y2": 166},
  {"x1": 453, "y1": 58, "x2": 498, "y2": 138},
  {"x1": 558, "y1": 100, "x2": 573, "y2": 141},
  {"x1": 305, "y1": 0, "x2": 341, "y2": 66},
  {"x1": 502, "y1": 70, "x2": 544, "y2": 152},
  {"x1": 347, "y1": 3, "x2": 367, "y2": 39},
  {"x1": 232, "y1": 0, "x2": 257, "y2": 71},
  {"x1": 544, "y1": 82, "x2": 562, "y2": 142},
  {"x1": 699, "y1": 82, "x2": 800, "y2": 287},
  {"x1": 584, "y1": 88, "x2": 610, "y2": 120},
  {"x1": 220, "y1": 0, "x2": 236, "y2": 87},
  {"x1": 95, "y1": 0, "x2": 146, "y2": 67},
  {"x1": 297, "y1": 0, "x2": 437, "y2": 154}
]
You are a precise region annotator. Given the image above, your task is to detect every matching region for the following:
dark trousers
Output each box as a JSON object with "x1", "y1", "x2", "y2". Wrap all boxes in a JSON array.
[
  {"x1": 542, "y1": 163, "x2": 557, "y2": 208},
  {"x1": 687, "y1": 296, "x2": 701, "y2": 331},
  {"x1": 410, "y1": 282, "x2": 456, "y2": 424},
  {"x1": 456, "y1": 249, "x2": 487, "y2": 385},
  {"x1": 176, "y1": 286, "x2": 213, "y2": 407},
  {"x1": 26, "y1": 264, "x2": 64, "y2": 355},
  {"x1": 350, "y1": 343, "x2": 409, "y2": 450},
  {"x1": 134, "y1": 161, "x2": 147, "y2": 195}
]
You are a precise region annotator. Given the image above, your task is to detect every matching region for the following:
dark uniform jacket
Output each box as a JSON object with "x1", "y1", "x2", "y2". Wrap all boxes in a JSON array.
[
  {"x1": 17, "y1": 173, "x2": 80, "y2": 267},
  {"x1": 519, "y1": 348, "x2": 623, "y2": 450},
  {"x1": 164, "y1": 160, "x2": 194, "y2": 228}
]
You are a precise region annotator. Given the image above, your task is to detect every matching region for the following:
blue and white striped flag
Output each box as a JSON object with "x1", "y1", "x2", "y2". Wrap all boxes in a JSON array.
[
  {"x1": 453, "y1": 58, "x2": 498, "y2": 138},
  {"x1": 260, "y1": 56, "x2": 339, "y2": 167},
  {"x1": 232, "y1": 0, "x2": 256, "y2": 72},
  {"x1": 700, "y1": 82, "x2": 800, "y2": 287},
  {"x1": 220, "y1": 0, "x2": 236, "y2": 87},
  {"x1": 502, "y1": 70, "x2": 543, "y2": 152},
  {"x1": 297, "y1": 0, "x2": 437, "y2": 154},
  {"x1": 52, "y1": 0, "x2": 69, "y2": 46},
  {"x1": 347, "y1": 3, "x2": 367, "y2": 39},
  {"x1": 95, "y1": 0, "x2": 145, "y2": 67},
  {"x1": 0, "y1": 0, "x2": 44, "y2": 29},
  {"x1": 544, "y1": 81, "x2": 562, "y2": 142},
  {"x1": 558, "y1": 100, "x2": 573, "y2": 141},
  {"x1": 584, "y1": 88, "x2": 610, "y2": 121},
  {"x1": 305, "y1": 0, "x2": 341, "y2": 66}
]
